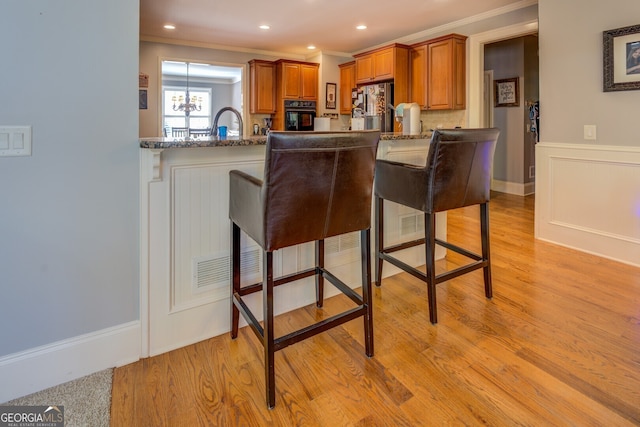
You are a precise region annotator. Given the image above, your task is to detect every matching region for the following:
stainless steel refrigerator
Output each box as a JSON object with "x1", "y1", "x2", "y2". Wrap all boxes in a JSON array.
[{"x1": 352, "y1": 82, "x2": 394, "y2": 132}]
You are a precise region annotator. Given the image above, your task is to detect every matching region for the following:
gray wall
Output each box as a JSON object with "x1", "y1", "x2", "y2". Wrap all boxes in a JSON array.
[
  {"x1": 0, "y1": 0, "x2": 139, "y2": 356},
  {"x1": 540, "y1": 0, "x2": 640, "y2": 146}
]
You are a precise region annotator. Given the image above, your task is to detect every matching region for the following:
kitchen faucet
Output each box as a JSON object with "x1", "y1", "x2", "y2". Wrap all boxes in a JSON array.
[{"x1": 211, "y1": 106, "x2": 243, "y2": 138}]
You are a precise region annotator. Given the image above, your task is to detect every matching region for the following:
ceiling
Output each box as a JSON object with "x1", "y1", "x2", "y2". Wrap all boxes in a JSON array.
[{"x1": 140, "y1": 0, "x2": 532, "y2": 57}]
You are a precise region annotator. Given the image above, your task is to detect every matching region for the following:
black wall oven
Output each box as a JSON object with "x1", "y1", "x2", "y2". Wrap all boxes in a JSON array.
[{"x1": 284, "y1": 100, "x2": 316, "y2": 131}]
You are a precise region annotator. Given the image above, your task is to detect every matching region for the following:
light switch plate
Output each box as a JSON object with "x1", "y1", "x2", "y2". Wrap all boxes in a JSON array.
[
  {"x1": 583, "y1": 125, "x2": 597, "y2": 141},
  {"x1": 0, "y1": 126, "x2": 32, "y2": 156}
]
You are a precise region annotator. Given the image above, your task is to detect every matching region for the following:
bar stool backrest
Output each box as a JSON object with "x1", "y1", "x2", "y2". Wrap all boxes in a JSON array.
[
  {"x1": 425, "y1": 128, "x2": 499, "y2": 213},
  {"x1": 261, "y1": 130, "x2": 380, "y2": 251}
]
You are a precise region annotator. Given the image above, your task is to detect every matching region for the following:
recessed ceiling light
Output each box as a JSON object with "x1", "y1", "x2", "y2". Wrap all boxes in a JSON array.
[
  {"x1": 259, "y1": 25, "x2": 270, "y2": 30},
  {"x1": 307, "y1": 45, "x2": 316, "y2": 50},
  {"x1": 163, "y1": 24, "x2": 175, "y2": 30},
  {"x1": 356, "y1": 25, "x2": 367, "y2": 30}
]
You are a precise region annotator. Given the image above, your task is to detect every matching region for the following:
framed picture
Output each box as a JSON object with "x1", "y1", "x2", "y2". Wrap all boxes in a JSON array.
[
  {"x1": 326, "y1": 82, "x2": 337, "y2": 109},
  {"x1": 139, "y1": 90, "x2": 148, "y2": 110},
  {"x1": 494, "y1": 77, "x2": 519, "y2": 107},
  {"x1": 603, "y1": 24, "x2": 640, "y2": 92},
  {"x1": 139, "y1": 73, "x2": 149, "y2": 88}
]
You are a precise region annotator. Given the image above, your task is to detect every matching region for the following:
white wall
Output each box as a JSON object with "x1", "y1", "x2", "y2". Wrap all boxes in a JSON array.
[{"x1": 0, "y1": 0, "x2": 140, "y2": 401}]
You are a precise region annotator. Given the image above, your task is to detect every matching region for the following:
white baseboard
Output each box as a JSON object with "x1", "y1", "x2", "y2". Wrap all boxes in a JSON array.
[
  {"x1": 0, "y1": 321, "x2": 140, "y2": 403},
  {"x1": 492, "y1": 179, "x2": 535, "y2": 196}
]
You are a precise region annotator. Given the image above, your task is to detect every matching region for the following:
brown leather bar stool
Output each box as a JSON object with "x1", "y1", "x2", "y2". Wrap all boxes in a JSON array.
[
  {"x1": 229, "y1": 130, "x2": 381, "y2": 408},
  {"x1": 374, "y1": 128, "x2": 500, "y2": 324}
]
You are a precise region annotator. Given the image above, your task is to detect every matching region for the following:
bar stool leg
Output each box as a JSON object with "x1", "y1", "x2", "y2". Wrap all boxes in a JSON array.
[
  {"x1": 374, "y1": 196, "x2": 384, "y2": 287},
  {"x1": 481, "y1": 203, "x2": 493, "y2": 299},
  {"x1": 315, "y1": 239, "x2": 324, "y2": 307},
  {"x1": 263, "y1": 251, "x2": 276, "y2": 408},
  {"x1": 361, "y1": 229, "x2": 374, "y2": 357},
  {"x1": 231, "y1": 222, "x2": 241, "y2": 339},
  {"x1": 425, "y1": 213, "x2": 438, "y2": 324}
]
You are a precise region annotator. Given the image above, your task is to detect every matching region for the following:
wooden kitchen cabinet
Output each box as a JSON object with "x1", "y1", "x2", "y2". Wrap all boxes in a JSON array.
[
  {"x1": 338, "y1": 61, "x2": 355, "y2": 114},
  {"x1": 272, "y1": 59, "x2": 319, "y2": 130},
  {"x1": 276, "y1": 59, "x2": 319, "y2": 100},
  {"x1": 411, "y1": 34, "x2": 467, "y2": 110},
  {"x1": 249, "y1": 60, "x2": 276, "y2": 114},
  {"x1": 354, "y1": 44, "x2": 409, "y2": 84}
]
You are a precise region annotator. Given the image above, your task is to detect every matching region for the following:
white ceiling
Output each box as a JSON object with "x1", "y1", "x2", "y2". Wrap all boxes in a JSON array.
[{"x1": 141, "y1": 0, "x2": 532, "y2": 57}]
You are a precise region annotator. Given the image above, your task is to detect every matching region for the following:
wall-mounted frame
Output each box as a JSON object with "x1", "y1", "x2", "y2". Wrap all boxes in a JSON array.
[
  {"x1": 603, "y1": 24, "x2": 640, "y2": 92},
  {"x1": 139, "y1": 73, "x2": 149, "y2": 88},
  {"x1": 494, "y1": 77, "x2": 519, "y2": 107},
  {"x1": 326, "y1": 82, "x2": 337, "y2": 109},
  {"x1": 139, "y1": 89, "x2": 148, "y2": 110}
]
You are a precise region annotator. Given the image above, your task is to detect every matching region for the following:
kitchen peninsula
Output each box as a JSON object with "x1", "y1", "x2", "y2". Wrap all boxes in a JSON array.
[{"x1": 139, "y1": 132, "x2": 445, "y2": 357}]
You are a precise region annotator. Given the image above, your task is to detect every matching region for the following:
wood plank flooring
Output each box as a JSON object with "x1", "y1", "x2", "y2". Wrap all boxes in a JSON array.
[{"x1": 111, "y1": 192, "x2": 640, "y2": 426}]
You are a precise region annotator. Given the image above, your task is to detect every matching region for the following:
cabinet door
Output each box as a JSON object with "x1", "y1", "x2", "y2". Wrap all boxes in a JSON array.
[
  {"x1": 373, "y1": 48, "x2": 394, "y2": 80},
  {"x1": 300, "y1": 63, "x2": 318, "y2": 99},
  {"x1": 355, "y1": 55, "x2": 373, "y2": 83},
  {"x1": 426, "y1": 35, "x2": 466, "y2": 110},
  {"x1": 427, "y1": 38, "x2": 454, "y2": 110},
  {"x1": 452, "y1": 37, "x2": 466, "y2": 110},
  {"x1": 282, "y1": 62, "x2": 301, "y2": 98},
  {"x1": 410, "y1": 45, "x2": 427, "y2": 109},
  {"x1": 249, "y1": 60, "x2": 275, "y2": 114},
  {"x1": 339, "y1": 62, "x2": 355, "y2": 114}
]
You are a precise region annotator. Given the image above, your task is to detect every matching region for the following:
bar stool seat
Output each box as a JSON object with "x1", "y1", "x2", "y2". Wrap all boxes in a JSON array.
[
  {"x1": 374, "y1": 128, "x2": 500, "y2": 324},
  {"x1": 229, "y1": 130, "x2": 380, "y2": 408}
]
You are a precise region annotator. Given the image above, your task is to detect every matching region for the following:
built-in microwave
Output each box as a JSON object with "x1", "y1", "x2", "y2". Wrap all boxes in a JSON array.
[{"x1": 284, "y1": 100, "x2": 316, "y2": 131}]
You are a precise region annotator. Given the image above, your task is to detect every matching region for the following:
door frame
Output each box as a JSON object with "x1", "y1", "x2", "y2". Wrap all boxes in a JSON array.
[{"x1": 467, "y1": 20, "x2": 538, "y2": 128}]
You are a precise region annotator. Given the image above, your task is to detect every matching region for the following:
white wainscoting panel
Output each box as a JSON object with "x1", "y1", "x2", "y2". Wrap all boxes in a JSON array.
[
  {"x1": 535, "y1": 143, "x2": 640, "y2": 267},
  {"x1": 171, "y1": 163, "x2": 263, "y2": 313}
]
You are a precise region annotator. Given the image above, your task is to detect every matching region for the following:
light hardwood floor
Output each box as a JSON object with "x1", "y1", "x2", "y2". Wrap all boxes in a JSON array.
[{"x1": 111, "y1": 192, "x2": 640, "y2": 426}]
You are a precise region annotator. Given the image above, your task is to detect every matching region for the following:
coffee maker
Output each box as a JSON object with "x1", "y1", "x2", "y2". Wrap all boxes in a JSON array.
[{"x1": 394, "y1": 103, "x2": 421, "y2": 135}]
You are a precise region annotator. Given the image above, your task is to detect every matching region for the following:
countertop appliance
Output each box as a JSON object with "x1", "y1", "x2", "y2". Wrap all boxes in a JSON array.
[
  {"x1": 394, "y1": 102, "x2": 421, "y2": 135},
  {"x1": 284, "y1": 100, "x2": 316, "y2": 131},
  {"x1": 352, "y1": 83, "x2": 394, "y2": 132}
]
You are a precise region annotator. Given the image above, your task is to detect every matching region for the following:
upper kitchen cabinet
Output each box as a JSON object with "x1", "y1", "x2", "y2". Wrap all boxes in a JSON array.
[
  {"x1": 411, "y1": 34, "x2": 467, "y2": 110},
  {"x1": 338, "y1": 61, "x2": 355, "y2": 115},
  {"x1": 354, "y1": 44, "x2": 410, "y2": 84},
  {"x1": 249, "y1": 59, "x2": 276, "y2": 114},
  {"x1": 276, "y1": 59, "x2": 319, "y2": 100}
]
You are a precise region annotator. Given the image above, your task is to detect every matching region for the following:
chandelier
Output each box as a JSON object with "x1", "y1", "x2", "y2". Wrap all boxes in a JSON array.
[{"x1": 172, "y1": 62, "x2": 202, "y2": 116}]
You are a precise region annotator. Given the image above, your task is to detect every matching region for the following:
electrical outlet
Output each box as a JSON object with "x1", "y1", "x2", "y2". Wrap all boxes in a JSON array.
[
  {"x1": 529, "y1": 165, "x2": 535, "y2": 179},
  {"x1": 584, "y1": 125, "x2": 597, "y2": 141}
]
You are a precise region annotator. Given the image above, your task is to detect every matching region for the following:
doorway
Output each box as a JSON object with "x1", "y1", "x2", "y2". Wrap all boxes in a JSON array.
[{"x1": 468, "y1": 21, "x2": 539, "y2": 196}]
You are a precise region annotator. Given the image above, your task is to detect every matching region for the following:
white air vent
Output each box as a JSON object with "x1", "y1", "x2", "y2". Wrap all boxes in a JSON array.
[
  {"x1": 400, "y1": 213, "x2": 424, "y2": 236},
  {"x1": 192, "y1": 247, "x2": 261, "y2": 294},
  {"x1": 325, "y1": 232, "x2": 360, "y2": 255},
  {"x1": 240, "y1": 248, "x2": 261, "y2": 279}
]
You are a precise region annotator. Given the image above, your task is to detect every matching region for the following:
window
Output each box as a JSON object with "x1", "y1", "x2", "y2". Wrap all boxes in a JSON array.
[
  {"x1": 163, "y1": 87, "x2": 212, "y2": 130},
  {"x1": 161, "y1": 59, "x2": 244, "y2": 136}
]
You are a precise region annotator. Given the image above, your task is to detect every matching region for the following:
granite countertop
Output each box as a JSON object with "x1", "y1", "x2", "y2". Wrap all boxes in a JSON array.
[{"x1": 139, "y1": 132, "x2": 432, "y2": 149}]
